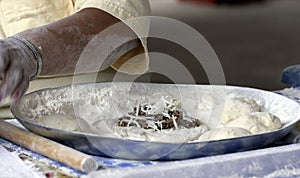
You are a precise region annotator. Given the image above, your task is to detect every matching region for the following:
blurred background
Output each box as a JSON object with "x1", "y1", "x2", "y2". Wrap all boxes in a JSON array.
[{"x1": 147, "y1": 0, "x2": 300, "y2": 91}]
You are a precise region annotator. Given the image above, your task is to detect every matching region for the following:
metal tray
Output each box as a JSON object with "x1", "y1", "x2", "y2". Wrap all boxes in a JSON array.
[{"x1": 10, "y1": 82, "x2": 300, "y2": 160}]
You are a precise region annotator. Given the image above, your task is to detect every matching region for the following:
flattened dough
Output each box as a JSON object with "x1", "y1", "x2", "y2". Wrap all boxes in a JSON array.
[
  {"x1": 94, "y1": 119, "x2": 209, "y2": 143},
  {"x1": 36, "y1": 114, "x2": 94, "y2": 133},
  {"x1": 198, "y1": 127, "x2": 251, "y2": 141}
]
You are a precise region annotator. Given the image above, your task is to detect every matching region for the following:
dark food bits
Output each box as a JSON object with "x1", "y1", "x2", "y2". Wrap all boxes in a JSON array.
[{"x1": 118, "y1": 106, "x2": 202, "y2": 130}]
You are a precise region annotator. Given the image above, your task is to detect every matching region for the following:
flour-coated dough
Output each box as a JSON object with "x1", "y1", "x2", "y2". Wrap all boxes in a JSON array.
[
  {"x1": 93, "y1": 119, "x2": 209, "y2": 143},
  {"x1": 226, "y1": 112, "x2": 281, "y2": 134},
  {"x1": 37, "y1": 114, "x2": 94, "y2": 133},
  {"x1": 198, "y1": 127, "x2": 251, "y2": 141},
  {"x1": 220, "y1": 97, "x2": 262, "y2": 124}
]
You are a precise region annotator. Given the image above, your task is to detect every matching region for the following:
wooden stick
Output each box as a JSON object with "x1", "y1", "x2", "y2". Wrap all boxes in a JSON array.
[{"x1": 0, "y1": 120, "x2": 98, "y2": 173}]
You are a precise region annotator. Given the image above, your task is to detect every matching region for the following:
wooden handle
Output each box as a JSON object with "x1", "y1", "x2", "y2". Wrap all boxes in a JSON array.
[{"x1": 0, "y1": 120, "x2": 98, "y2": 173}]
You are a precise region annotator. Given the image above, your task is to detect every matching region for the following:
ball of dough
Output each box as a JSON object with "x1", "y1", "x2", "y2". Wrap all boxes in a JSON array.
[
  {"x1": 251, "y1": 112, "x2": 282, "y2": 130},
  {"x1": 219, "y1": 97, "x2": 262, "y2": 124},
  {"x1": 198, "y1": 127, "x2": 251, "y2": 141},
  {"x1": 37, "y1": 114, "x2": 94, "y2": 133},
  {"x1": 226, "y1": 112, "x2": 281, "y2": 134}
]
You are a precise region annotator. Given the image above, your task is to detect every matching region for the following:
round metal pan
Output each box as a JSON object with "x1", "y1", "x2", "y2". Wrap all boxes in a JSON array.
[{"x1": 10, "y1": 82, "x2": 300, "y2": 160}]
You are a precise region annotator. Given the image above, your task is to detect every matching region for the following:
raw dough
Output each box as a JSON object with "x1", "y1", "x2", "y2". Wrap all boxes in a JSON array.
[
  {"x1": 219, "y1": 97, "x2": 262, "y2": 124},
  {"x1": 91, "y1": 96, "x2": 281, "y2": 142},
  {"x1": 128, "y1": 125, "x2": 208, "y2": 143},
  {"x1": 93, "y1": 115, "x2": 209, "y2": 143},
  {"x1": 23, "y1": 84, "x2": 283, "y2": 143},
  {"x1": 36, "y1": 114, "x2": 94, "y2": 133},
  {"x1": 198, "y1": 127, "x2": 251, "y2": 141},
  {"x1": 226, "y1": 112, "x2": 282, "y2": 134}
]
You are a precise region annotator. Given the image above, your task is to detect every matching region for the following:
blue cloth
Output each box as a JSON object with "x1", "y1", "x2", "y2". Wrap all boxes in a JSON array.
[{"x1": 282, "y1": 64, "x2": 300, "y2": 87}]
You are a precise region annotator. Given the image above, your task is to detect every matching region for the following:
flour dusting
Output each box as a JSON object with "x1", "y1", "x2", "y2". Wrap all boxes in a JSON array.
[{"x1": 15, "y1": 83, "x2": 286, "y2": 143}]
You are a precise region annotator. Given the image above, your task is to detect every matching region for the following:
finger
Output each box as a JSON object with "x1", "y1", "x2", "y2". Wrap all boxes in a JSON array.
[
  {"x1": 0, "y1": 60, "x2": 23, "y2": 101},
  {"x1": 11, "y1": 74, "x2": 29, "y2": 102},
  {"x1": 0, "y1": 49, "x2": 10, "y2": 80}
]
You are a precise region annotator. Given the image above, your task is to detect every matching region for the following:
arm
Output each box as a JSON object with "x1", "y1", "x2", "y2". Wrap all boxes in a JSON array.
[
  {"x1": 19, "y1": 8, "x2": 140, "y2": 75},
  {"x1": 0, "y1": 8, "x2": 140, "y2": 101}
]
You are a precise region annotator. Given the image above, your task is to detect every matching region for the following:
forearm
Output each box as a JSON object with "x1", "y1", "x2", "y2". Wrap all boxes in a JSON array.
[{"x1": 16, "y1": 8, "x2": 140, "y2": 76}]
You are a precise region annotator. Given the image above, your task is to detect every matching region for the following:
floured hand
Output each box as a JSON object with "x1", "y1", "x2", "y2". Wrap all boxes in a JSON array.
[{"x1": 0, "y1": 38, "x2": 36, "y2": 104}]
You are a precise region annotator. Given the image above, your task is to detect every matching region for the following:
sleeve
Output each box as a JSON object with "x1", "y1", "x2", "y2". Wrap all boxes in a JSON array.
[
  {"x1": 0, "y1": 0, "x2": 74, "y2": 38},
  {"x1": 73, "y1": 0, "x2": 151, "y2": 74},
  {"x1": 73, "y1": 0, "x2": 150, "y2": 21}
]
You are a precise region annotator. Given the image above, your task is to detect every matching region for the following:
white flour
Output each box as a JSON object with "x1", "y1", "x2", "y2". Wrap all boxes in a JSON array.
[{"x1": 17, "y1": 83, "x2": 283, "y2": 143}]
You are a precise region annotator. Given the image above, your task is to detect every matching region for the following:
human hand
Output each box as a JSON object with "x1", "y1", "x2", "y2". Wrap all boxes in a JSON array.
[{"x1": 0, "y1": 37, "x2": 37, "y2": 103}]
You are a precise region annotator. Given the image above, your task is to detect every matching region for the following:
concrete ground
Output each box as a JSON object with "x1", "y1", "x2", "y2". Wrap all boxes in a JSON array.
[{"x1": 148, "y1": 0, "x2": 300, "y2": 90}]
